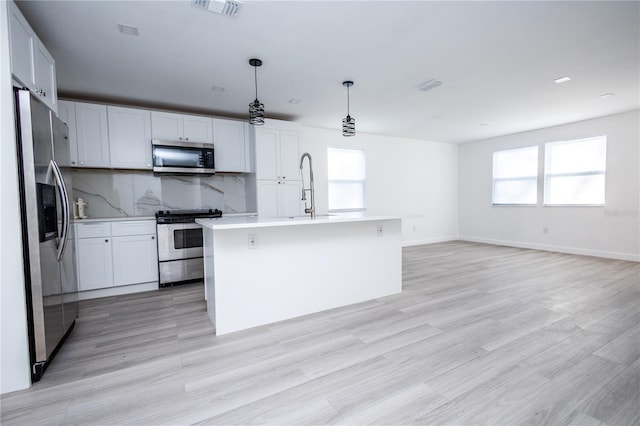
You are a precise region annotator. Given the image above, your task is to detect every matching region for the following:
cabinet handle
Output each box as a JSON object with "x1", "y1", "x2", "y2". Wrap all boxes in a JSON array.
[
  {"x1": 105, "y1": 239, "x2": 109, "y2": 243},
  {"x1": 147, "y1": 164, "x2": 151, "y2": 167},
  {"x1": 151, "y1": 236, "x2": 155, "y2": 240},
  {"x1": 179, "y1": 137, "x2": 183, "y2": 140},
  {"x1": 71, "y1": 161, "x2": 76, "y2": 165},
  {"x1": 80, "y1": 161, "x2": 84, "y2": 165},
  {"x1": 185, "y1": 137, "x2": 189, "y2": 141},
  {"x1": 283, "y1": 176, "x2": 286, "y2": 179}
]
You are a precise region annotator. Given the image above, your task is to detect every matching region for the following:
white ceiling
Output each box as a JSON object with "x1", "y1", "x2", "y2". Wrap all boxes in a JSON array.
[{"x1": 16, "y1": 0, "x2": 640, "y2": 143}]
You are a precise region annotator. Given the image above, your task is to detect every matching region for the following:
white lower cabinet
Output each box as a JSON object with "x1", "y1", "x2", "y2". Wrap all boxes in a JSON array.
[
  {"x1": 112, "y1": 235, "x2": 158, "y2": 286},
  {"x1": 75, "y1": 220, "x2": 158, "y2": 293},
  {"x1": 77, "y1": 236, "x2": 113, "y2": 291}
]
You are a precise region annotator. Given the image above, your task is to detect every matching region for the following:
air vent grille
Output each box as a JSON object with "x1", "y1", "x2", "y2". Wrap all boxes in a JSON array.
[{"x1": 192, "y1": 0, "x2": 242, "y2": 17}]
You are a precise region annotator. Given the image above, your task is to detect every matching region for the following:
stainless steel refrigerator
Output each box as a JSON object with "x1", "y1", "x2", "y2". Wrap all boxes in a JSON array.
[{"x1": 14, "y1": 88, "x2": 78, "y2": 382}]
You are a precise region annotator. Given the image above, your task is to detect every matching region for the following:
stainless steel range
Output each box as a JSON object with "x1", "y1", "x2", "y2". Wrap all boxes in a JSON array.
[{"x1": 156, "y1": 209, "x2": 222, "y2": 287}]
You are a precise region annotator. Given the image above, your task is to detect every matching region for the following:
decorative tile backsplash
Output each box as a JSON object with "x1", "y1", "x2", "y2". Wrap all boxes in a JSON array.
[{"x1": 71, "y1": 170, "x2": 248, "y2": 218}]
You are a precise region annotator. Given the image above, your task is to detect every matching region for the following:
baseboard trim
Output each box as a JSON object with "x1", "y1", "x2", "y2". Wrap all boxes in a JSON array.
[
  {"x1": 402, "y1": 236, "x2": 458, "y2": 247},
  {"x1": 458, "y1": 236, "x2": 640, "y2": 262}
]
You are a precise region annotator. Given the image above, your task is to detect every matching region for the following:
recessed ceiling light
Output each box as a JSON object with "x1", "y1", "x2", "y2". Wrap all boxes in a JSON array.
[
  {"x1": 480, "y1": 123, "x2": 489, "y2": 127},
  {"x1": 599, "y1": 93, "x2": 615, "y2": 98},
  {"x1": 418, "y1": 79, "x2": 443, "y2": 92},
  {"x1": 117, "y1": 23, "x2": 139, "y2": 36},
  {"x1": 211, "y1": 86, "x2": 225, "y2": 92},
  {"x1": 288, "y1": 99, "x2": 301, "y2": 104},
  {"x1": 432, "y1": 115, "x2": 443, "y2": 119},
  {"x1": 554, "y1": 76, "x2": 571, "y2": 84}
]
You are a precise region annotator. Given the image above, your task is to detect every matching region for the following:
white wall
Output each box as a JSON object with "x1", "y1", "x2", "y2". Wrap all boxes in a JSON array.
[
  {"x1": 300, "y1": 126, "x2": 459, "y2": 246},
  {"x1": 1, "y1": 0, "x2": 32, "y2": 394},
  {"x1": 459, "y1": 110, "x2": 640, "y2": 261}
]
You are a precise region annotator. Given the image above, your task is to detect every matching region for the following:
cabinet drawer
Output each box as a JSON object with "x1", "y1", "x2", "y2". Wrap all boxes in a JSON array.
[
  {"x1": 111, "y1": 220, "x2": 156, "y2": 237},
  {"x1": 76, "y1": 222, "x2": 111, "y2": 239}
]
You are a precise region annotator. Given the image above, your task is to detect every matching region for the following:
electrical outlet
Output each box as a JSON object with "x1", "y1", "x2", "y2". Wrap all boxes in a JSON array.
[
  {"x1": 377, "y1": 224, "x2": 384, "y2": 237},
  {"x1": 248, "y1": 234, "x2": 258, "y2": 249}
]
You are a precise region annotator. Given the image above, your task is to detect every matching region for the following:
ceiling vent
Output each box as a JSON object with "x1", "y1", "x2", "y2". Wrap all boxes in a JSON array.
[
  {"x1": 192, "y1": 0, "x2": 242, "y2": 17},
  {"x1": 418, "y1": 79, "x2": 443, "y2": 92}
]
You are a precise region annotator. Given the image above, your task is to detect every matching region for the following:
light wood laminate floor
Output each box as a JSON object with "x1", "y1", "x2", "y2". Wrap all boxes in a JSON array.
[{"x1": 2, "y1": 241, "x2": 639, "y2": 425}]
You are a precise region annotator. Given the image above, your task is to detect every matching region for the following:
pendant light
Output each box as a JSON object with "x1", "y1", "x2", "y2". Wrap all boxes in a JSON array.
[
  {"x1": 248, "y1": 58, "x2": 265, "y2": 126},
  {"x1": 342, "y1": 81, "x2": 355, "y2": 137}
]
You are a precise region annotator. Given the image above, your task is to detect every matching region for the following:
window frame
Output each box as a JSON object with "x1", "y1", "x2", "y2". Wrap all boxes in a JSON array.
[
  {"x1": 327, "y1": 146, "x2": 366, "y2": 213},
  {"x1": 492, "y1": 145, "x2": 539, "y2": 206},
  {"x1": 543, "y1": 135, "x2": 607, "y2": 207}
]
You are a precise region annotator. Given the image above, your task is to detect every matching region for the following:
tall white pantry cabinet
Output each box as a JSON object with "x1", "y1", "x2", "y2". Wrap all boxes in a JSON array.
[{"x1": 255, "y1": 122, "x2": 305, "y2": 217}]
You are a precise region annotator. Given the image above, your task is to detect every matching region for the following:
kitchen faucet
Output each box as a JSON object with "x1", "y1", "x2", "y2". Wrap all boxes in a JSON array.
[{"x1": 299, "y1": 152, "x2": 315, "y2": 218}]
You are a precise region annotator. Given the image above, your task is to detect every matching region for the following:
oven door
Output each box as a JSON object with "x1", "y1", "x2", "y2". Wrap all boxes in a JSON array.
[{"x1": 157, "y1": 223, "x2": 203, "y2": 261}]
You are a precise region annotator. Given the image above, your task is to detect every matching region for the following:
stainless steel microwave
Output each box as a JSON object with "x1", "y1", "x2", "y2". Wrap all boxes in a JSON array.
[{"x1": 152, "y1": 139, "x2": 215, "y2": 175}]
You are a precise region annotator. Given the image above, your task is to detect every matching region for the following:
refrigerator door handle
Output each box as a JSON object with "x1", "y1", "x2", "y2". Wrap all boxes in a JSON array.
[{"x1": 50, "y1": 160, "x2": 70, "y2": 261}]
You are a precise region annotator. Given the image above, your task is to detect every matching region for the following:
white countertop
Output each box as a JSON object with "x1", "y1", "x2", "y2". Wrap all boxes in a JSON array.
[
  {"x1": 73, "y1": 212, "x2": 257, "y2": 224},
  {"x1": 73, "y1": 216, "x2": 155, "y2": 223},
  {"x1": 196, "y1": 212, "x2": 401, "y2": 230}
]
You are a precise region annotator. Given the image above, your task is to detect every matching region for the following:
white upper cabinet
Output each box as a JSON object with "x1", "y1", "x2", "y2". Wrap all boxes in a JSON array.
[
  {"x1": 75, "y1": 102, "x2": 110, "y2": 168},
  {"x1": 212, "y1": 118, "x2": 250, "y2": 172},
  {"x1": 8, "y1": 1, "x2": 35, "y2": 88},
  {"x1": 57, "y1": 100, "x2": 78, "y2": 166},
  {"x1": 255, "y1": 127, "x2": 301, "y2": 181},
  {"x1": 8, "y1": 0, "x2": 58, "y2": 112},
  {"x1": 108, "y1": 106, "x2": 152, "y2": 170},
  {"x1": 279, "y1": 132, "x2": 302, "y2": 180},
  {"x1": 33, "y1": 39, "x2": 57, "y2": 111},
  {"x1": 183, "y1": 115, "x2": 213, "y2": 143},
  {"x1": 151, "y1": 111, "x2": 213, "y2": 143},
  {"x1": 56, "y1": 100, "x2": 253, "y2": 173}
]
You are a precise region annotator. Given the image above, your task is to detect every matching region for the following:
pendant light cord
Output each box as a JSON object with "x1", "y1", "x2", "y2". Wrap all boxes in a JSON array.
[
  {"x1": 254, "y1": 66, "x2": 258, "y2": 101},
  {"x1": 347, "y1": 85, "x2": 350, "y2": 116}
]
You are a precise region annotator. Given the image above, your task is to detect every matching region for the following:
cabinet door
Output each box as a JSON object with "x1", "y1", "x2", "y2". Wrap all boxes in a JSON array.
[
  {"x1": 151, "y1": 111, "x2": 182, "y2": 140},
  {"x1": 280, "y1": 181, "x2": 303, "y2": 217},
  {"x1": 75, "y1": 103, "x2": 110, "y2": 167},
  {"x1": 255, "y1": 128, "x2": 279, "y2": 180},
  {"x1": 213, "y1": 118, "x2": 245, "y2": 172},
  {"x1": 77, "y1": 237, "x2": 113, "y2": 291},
  {"x1": 183, "y1": 114, "x2": 213, "y2": 143},
  {"x1": 112, "y1": 234, "x2": 158, "y2": 286},
  {"x1": 33, "y1": 39, "x2": 57, "y2": 113},
  {"x1": 279, "y1": 131, "x2": 301, "y2": 181},
  {"x1": 256, "y1": 180, "x2": 280, "y2": 218},
  {"x1": 8, "y1": 1, "x2": 35, "y2": 89},
  {"x1": 108, "y1": 106, "x2": 152, "y2": 170},
  {"x1": 57, "y1": 101, "x2": 78, "y2": 166}
]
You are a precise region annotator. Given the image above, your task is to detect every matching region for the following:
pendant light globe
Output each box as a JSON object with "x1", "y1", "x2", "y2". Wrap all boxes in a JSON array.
[
  {"x1": 249, "y1": 58, "x2": 265, "y2": 126},
  {"x1": 342, "y1": 81, "x2": 355, "y2": 137}
]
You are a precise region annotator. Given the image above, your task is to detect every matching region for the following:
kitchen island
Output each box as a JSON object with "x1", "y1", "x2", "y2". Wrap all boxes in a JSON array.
[{"x1": 197, "y1": 214, "x2": 402, "y2": 335}]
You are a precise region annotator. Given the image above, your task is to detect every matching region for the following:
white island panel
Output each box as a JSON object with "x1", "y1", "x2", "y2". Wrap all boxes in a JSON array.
[{"x1": 199, "y1": 216, "x2": 401, "y2": 335}]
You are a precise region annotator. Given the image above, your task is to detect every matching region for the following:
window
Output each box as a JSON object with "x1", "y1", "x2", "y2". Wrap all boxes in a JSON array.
[
  {"x1": 544, "y1": 135, "x2": 607, "y2": 205},
  {"x1": 328, "y1": 147, "x2": 365, "y2": 211},
  {"x1": 492, "y1": 146, "x2": 538, "y2": 205}
]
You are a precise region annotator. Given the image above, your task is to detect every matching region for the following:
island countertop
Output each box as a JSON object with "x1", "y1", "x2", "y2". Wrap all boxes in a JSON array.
[{"x1": 196, "y1": 212, "x2": 401, "y2": 230}]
